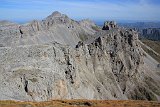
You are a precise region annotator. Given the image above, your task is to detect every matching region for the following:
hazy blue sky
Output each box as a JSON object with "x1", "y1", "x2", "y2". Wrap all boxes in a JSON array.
[{"x1": 0, "y1": 0, "x2": 160, "y2": 23}]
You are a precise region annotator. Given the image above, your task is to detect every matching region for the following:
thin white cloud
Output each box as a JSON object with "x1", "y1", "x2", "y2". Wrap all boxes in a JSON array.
[
  {"x1": 57, "y1": 0, "x2": 160, "y2": 20},
  {"x1": 0, "y1": 0, "x2": 160, "y2": 21}
]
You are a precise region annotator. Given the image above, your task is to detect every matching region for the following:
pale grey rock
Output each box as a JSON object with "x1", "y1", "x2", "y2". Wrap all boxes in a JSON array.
[
  {"x1": 0, "y1": 12, "x2": 160, "y2": 101},
  {"x1": 0, "y1": 11, "x2": 97, "y2": 47}
]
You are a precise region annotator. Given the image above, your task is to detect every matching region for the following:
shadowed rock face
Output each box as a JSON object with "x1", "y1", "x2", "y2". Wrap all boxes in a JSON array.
[
  {"x1": 102, "y1": 21, "x2": 117, "y2": 30},
  {"x1": 0, "y1": 12, "x2": 160, "y2": 101}
]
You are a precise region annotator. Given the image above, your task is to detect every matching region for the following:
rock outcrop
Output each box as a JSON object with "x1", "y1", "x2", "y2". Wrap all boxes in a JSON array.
[
  {"x1": 0, "y1": 12, "x2": 160, "y2": 101},
  {"x1": 102, "y1": 21, "x2": 117, "y2": 30}
]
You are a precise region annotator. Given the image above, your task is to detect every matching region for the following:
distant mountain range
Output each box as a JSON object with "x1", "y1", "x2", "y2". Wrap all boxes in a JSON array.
[
  {"x1": 119, "y1": 22, "x2": 160, "y2": 29},
  {"x1": 119, "y1": 22, "x2": 160, "y2": 41}
]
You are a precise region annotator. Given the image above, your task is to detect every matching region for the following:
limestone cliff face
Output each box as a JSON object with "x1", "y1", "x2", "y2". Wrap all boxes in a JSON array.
[{"x1": 0, "y1": 12, "x2": 160, "y2": 101}]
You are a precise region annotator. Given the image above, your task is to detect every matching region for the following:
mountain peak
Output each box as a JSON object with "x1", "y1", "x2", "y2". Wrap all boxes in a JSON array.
[
  {"x1": 45, "y1": 11, "x2": 68, "y2": 21},
  {"x1": 51, "y1": 11, "x2": 62, "y2": 17}
]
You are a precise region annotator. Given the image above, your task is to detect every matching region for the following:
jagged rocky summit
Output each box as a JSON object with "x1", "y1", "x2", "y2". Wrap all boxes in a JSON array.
[{"x1": 0, "y1": 11, "x2": 160, "y2": 101}]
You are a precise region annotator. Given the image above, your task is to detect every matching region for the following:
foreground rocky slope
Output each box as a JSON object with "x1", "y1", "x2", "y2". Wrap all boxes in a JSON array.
[{"x1": 0, "y1": 12, "x2": 160, "y2": 101}]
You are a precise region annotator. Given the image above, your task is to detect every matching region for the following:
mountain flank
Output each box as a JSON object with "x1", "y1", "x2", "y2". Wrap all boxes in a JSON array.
[{"x1": 0, "y1": 11, "x2": 160, "y2": 102}]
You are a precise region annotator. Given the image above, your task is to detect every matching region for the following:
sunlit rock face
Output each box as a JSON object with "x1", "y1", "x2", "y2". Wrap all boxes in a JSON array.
[
  {"x1": 0, "y1": 12, "x2": 160, "y2": 101},
  {"x1": 0, "y1": 11, "x2": 96, "y2": 47}
]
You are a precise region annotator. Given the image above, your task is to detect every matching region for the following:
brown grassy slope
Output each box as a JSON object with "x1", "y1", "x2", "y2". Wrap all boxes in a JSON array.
[
  {"x1": 0, "y1": 100, "x2": 160, "y2": 107},
  {"x1": 141, "y1": 39, "x2": 160, "y2": 63}
]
